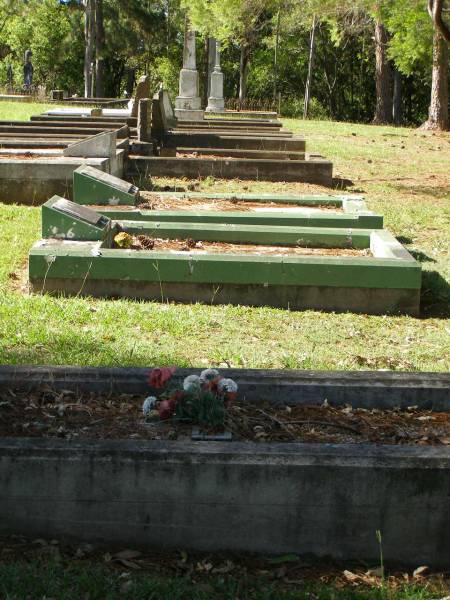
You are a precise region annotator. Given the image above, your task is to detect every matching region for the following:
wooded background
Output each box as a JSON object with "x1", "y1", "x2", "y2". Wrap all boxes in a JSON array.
[{"x1": 0, "y1": 0, "x2": 448, "y2": 128}]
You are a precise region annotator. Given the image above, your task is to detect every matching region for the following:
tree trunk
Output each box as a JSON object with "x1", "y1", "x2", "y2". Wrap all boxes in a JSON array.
[
  {"x1": 392, "y1": 68, "x2": 403, "y2": 125},
  {"x1": 84, "y1": 0, "x2": 95, "y2": 98},
  {"x1": 422, "y1": 28, "x2": 449, "y2": 130},
  {"x1": 373, "y1": 20, "x2": 393, "y2": 124},
  {"x1": 95, "y1": 0, "x2": 105, "y2": 98},
  {"x1": 303, "y1": 15, "x2": 317, "y2": 119},
  {"x1": 239, "y1": 45, "x2": 250, "y2": 105},
  {"x1": 273, "y1": 8, "x2": 281, "y2": 102}
]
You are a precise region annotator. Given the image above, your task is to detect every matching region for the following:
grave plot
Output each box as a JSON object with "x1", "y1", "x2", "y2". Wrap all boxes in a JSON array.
[
  {"x1": 0, "y1": 365, "x2": 449, "y2": 567},
  {"x1": 72, "y1": 165, "x2": 383, "y2": 229},
  {"x1": 127, "y1": 88, "x2": 333, "y2": 184},
  {"x1": 0, "y1": 121, "x2": 128, "y2": 204},
  {"x1": 28, "y1": 197, "x2": 421, "y2": 315}
]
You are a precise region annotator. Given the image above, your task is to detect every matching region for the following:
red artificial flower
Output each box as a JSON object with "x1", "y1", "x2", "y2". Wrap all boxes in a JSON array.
[
  {"x1": 148, "y1": 366, "x2": 177, "y2": 389},
  {"x1": 202, "y1": 376, "x2": 222, "y2": 395},
  {"x1": 170, "y1": 390, "x2": 185, "y2": 403},
  {"x1": 224, "y1": 392, "x2": 237, "y2": 408},
  {"x1": 158, "y1": 397, "x2": 177, "y2": 420}
]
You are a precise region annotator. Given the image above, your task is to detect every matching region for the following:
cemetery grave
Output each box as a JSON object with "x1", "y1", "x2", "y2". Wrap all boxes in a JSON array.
[
  {"x1": 27, "y1": 166, "x2": 421, "y2": 315},
  {"x1": 0, "y1": 119, "x2": 128, "y2": 203},
  {"x1": 0, "y1": 365, "x2": 449, "y2": 567}
]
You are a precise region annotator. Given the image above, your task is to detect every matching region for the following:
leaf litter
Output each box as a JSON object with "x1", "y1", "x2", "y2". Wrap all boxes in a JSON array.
[{"x1": 1, "y1": 387, "x2": 449, "y2": 445}]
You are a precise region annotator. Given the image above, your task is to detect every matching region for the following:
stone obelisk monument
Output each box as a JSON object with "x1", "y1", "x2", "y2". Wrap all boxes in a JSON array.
[
  {"x1": 206, "y1": 40, "x2": 225, "y2": 112},
  {"x1": 175, "y1": 20, "x2": 204, "y2": 121}
]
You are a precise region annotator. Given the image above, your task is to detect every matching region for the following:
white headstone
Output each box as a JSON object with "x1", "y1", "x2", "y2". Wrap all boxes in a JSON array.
[
  {"x1": 175, "y1": 22, "x2": 204, "y2": 121},
  {"x1": 206, "y1": 40, "x2": 225, "y2": 112}
]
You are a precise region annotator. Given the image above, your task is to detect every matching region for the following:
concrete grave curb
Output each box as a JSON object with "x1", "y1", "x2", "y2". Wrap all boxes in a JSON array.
[{"x1": 0, "y1": 367, "x2": 449, "y2": 567}]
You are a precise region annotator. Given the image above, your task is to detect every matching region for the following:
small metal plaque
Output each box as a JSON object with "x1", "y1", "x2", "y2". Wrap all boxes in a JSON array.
[
  {"x1": 191, "y1": 428, "x2": 232, "y2": 442},
  {"x1": 53, "y1": 198, "x2": 107, "y2": 227}
]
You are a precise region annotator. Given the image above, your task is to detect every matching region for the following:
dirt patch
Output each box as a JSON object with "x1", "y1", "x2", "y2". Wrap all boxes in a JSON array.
[
  {"x1": 138, "y1": 193, "x2": 341, "y2": 212},
  {"x1": 6, "y1": 258, "x2": 29, "y2": 293},
  {"x1": 1, "y1": 390, "x2": 449, "y2": 445},
  {"x1": 128, "y1": 237, "x2": 370, "y2": 257}
]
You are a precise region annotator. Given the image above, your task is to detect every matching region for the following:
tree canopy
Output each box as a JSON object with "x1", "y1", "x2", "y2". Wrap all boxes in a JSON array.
[{"x1": 0, "y1": 0, "x2": 448, "y2": 126}]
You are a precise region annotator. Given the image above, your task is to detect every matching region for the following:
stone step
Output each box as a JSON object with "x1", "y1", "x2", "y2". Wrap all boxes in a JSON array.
[
  {"x1": 162, "y1": 147, "x2": 306, "y2": 160},
  {"x1": 163, "y1": 133, "x2": 306, "y2": 152},
  {"x1": 127, "y1": 155, "x2": 332, "y2": 185},
  {"x1": 174, "y1": 120, "x2": 282, "y2": 130},
  {"x1": 32, "y1": 114, "x2": 137, "y2": 126},
  {"x1": 28, "y1": 118, "x2": 128, "y2": 129},
  {"x1": 0, "y1": 124, "x2": 129, "y2": 138}
]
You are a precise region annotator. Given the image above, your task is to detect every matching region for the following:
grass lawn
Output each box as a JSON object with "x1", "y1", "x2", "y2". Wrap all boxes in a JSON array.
[
  {"x1": 0, "y1": 102, "x2": 449, "y2": 598},
  {"x1": 0, "y1": 101, "x2": 448, "y2": 371},
  {"x1": 0, "y1": 559, "x2": 448, "y2": 600}
]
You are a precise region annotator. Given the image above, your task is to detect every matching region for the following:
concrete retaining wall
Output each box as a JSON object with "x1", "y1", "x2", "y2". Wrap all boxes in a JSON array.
[
  {"x1": 0, "y1": 152, "x2": 124, "y2": 204},
  {"x1": 29, "y1": 278, "x2": 421, "y2": 316},
  {"x1": 129, "y1": 156, "x2": 333, "y2": 185},
  {"x1": 1, "y1": 366, "x2": 448, "y2": 412},
  {"x1": 0, "y1": 367, "x2": 449, "y2": 566},
  {"x1": 0, "y1": 437, "x2": 449, "y2": 567}
]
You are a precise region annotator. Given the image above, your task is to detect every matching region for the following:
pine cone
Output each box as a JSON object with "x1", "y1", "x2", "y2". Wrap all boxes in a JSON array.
[{"x1": 137, "y1": 235, "x2": 155, "y2": 250}]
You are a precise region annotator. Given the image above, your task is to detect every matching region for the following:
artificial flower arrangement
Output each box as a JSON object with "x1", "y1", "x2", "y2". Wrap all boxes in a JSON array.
[{"x1": 143, "y1": 367, "x2": 238, "y2": 430}]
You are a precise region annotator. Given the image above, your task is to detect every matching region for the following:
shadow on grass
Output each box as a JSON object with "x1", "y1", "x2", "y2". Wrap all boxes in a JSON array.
[
  {"x1": 390, "y1": 183, "x2": 450, "y2": 200},
  {"x1": 332, "y1": 177, "x2": 355, "y2": 191},
  {"x1": 407, "y1": 249, "x2": 437, "y2": 264},
  {"x1": 396, "y1": 236, "x2": 413, "y2": 245},
  {"x1": 420, "y1": 270, "x2": 450, "y2": 318}
]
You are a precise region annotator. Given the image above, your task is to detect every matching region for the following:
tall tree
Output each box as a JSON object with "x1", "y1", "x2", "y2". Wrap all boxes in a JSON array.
[
  {"x1": 423, "y1": 0, "x2": 449, "y2": 130},
  {"x1": 84, "y1": 0, "x2": 95, "y2": 97},
  {"x1": 372, "y1": 16, "x2": 393, "y2": 123},
  {"x1": 303, "y1": 15, "x2": 317, "y2": 118},
  {"x1": 185, "y1": 0, "x2": 277, "y2": 103},
  {"x1": 95, "y1": 0, "x2": 105, "y2": 97}
]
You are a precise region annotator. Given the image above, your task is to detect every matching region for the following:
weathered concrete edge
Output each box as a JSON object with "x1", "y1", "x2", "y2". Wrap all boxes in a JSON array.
[
  {"x1": 0, "y1": 366, "x2": 448, "y2": 410},
  {"x1": 1, "y1": 437, "x2": 450, "y2": 567}
]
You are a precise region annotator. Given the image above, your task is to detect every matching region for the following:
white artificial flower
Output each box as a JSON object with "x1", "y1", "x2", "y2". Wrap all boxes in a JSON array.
[
  {"x1": 200, "y1": 368, "x2": 220, "y2": 383},
  {"x1": 218, "y1": 378, "x2": 238, "y2": 394},
  {"x1": 183, "y1": 374, "x2": 202, "y2": 392},
  {"x1": 142, "y1": 396, "x2": 157, "y2": 416}
]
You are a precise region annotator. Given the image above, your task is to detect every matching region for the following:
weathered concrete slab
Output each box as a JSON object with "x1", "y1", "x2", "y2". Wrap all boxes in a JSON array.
[
  {"x1": 165, "y1": 147, "x2": 306, "y2": 160},
  {"x1": 0, "y1": 150, "x2": 124, "y2": 204},
  {"x1": 0, "y1": 366, "x2": 447, "y2": 409},
  {"x1": 0, "y1": 157, "x2": 110, "y2": 204},
  {"x1": 0, "y1": 124, "x2": 128, "y2": 137},
  {"x1": 0, "y1": 437, "x2": 449, "y2": 567},
  {"x1": 163, "y1": 133, "x2": 306, "y2": 151},
  {"x1": 128, "y1": 156, "x2": 332, "y2": 184},
  {"x1": 64, "y1": 131, "x2": 117, "y2": 158}
]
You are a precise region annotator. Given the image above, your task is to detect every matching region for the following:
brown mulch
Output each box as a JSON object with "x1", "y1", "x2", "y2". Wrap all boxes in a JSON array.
[
  {"x1": 128, "y1": 236, "x2": 370, "y2": 257},
  {"x1": 1, "y1": 388, "x2": 449, "y2": 445},
  {"x1": 139, "y1": 192, "x2": 340, "y2": 212}
]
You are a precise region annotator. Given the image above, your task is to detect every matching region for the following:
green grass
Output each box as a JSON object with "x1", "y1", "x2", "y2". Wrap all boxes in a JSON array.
[
  {"x1": 0, "y1": 100, "x2": 58, "y2": 121},
  {"x1": 0, "y1": 562, "x2": 445, "y2": 600},
  {"x1": 0, "y1": 102, "x2": 449, "y2": 371}
]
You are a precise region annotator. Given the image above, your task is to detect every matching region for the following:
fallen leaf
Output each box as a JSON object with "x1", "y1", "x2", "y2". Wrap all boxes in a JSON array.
[
  {"x1": 413, "y1": 565, "x2": 429, "y2": 577},
  {"x1": 343, "y1": 570, "x2": 360, "y2": 582},
  {"x1": 366, "y1": 567, "x2": 384, "y2": 578}
]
